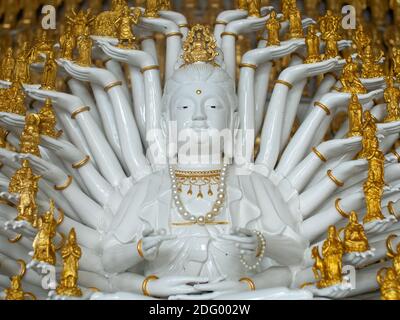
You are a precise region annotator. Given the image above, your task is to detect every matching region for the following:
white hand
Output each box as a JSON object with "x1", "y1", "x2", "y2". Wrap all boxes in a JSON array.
[
  {"x1": 364, "y1": 216, "x2": 397, "y2": 234},
  {"x1": 218, "y1": 227, "x2": 259, "y2": 256},
  {"x1": 4, "y1": 220, "x2": 37, "y2": 238},
  {"x1": 343, "y1": 249, "x2": 375, "y2": 267},
  {"x1": 317, "y1": 137, "x2": 362, "y2": 159},
  {"x1": 139, "y1": 16, "x2": 180, "y2": 34},
  {"x1": 304, "y1": 282, "x2": 352, "y2": 299},
  {"x1": 0, "y1": 112, "x2": 25, "y2": 135},
  {"x1": 147, "y1": 276, "x2": 208, "y2": 298},
  {"x1": 141, "y1": 227, "x2": 176, "y2": 260}
]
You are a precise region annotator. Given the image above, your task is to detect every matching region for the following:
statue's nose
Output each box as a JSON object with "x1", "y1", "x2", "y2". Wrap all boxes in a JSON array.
[{"x1": 192, "y1": 106, "x2": 207, "y2": 121}]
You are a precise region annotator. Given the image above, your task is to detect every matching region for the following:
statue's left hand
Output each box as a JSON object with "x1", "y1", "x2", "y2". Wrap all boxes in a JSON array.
[{"x1": 218, "y1": 228, "x2": 258, "y2": 256}]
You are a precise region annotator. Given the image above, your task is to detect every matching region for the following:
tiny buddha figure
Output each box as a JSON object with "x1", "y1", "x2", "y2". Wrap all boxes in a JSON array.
[
  {"x1": 358, "y1": 110, "x2": 378, "y2": 159},
  {"x1": 360, "y1": 45, "x2": 384, "y2": 79},
  {"x1": 238, "y1": 0, "x2": 248, "y2": 10},
  {"x1": 8, "y1": 160, "x2": 41, "y2": 226},
  {"x1": 159, "y1": 0, "x2": 171, "y2": 10},
  {"x1": 76, "y1": 26, "x2": 93, "y2": 67},
  {"x1": 342, "y1": 211, "x2": 370, "y2": 253},
  {"x1": 0, "y1": 47, "x2": 15, "y2": 81},
  {"x1": 281, "y1": 0, "x2": 296, "y2": 20},
  {"x1": 377, "y1": 268, "x2": 400, "y2": 300},
  {"x1": 56, "y1": 228, "x2": 82, "y2": 297},
  {"x1": 312, "y1": 226, "x2": 344, "y2": 288},
  {"x1": 20, "y1": 113, "x2": 42, "y2": 157},
  {"x1": 59, "y1": 23, "x2": 76, "y2": 60},
  {"x1": 182, "y1": 24, "x2": 218, "y2": 65},
  {"x1": 304, "y1": 24, "x2": 321, "y2": 64},
  {"x1": 7, "y1": 81, "x2": 26, "y2": 115},
  {"x1": 363, "y1": 147, "x2": 386, "y2": 224},
  {"x1": 393, "y1": 48, "x2": 400, "y2": 80},
  {"x1": 265, "y1": 10, "x2": 281, "y2": 46},
  {"x1": 116, "y1": 6, "x2": 142, "y2": 49},
  {"x1": 32, "y1": 200, "x2": 60, "y2": 265},
  {"x1": 340, "y1": 56, "x2": 367, "y2": 94},
  {"x1": 66, "y1": 10, "x2": 95, "y2": 38},
  {"x1": 38, "y1": 99, "x2": 61, "y2": 138},
  {"x1": 13, "y1": 42, "x2": 31, "y2": 84},
  {"x1": 247, "y1": 0, "x2": 261, "y2": 17},
  {"x1": 41, "y1": 50, "x2": 58, "y2": 90},
  {"x1": 318, "y1": 10, "x2": 341, "y2": 59},
  {"x1": 288, "y1": 2, "x2": 303, "y2": 39},
  {"x1": 4, "y1": 275, "x2": 35, "y2": 300},
  {"x1": 94, "y1": 0, "x2": 126, "y2": 37},
  {"x1": 383, "y1": 72, "x2": 400, "y2": 123},
  {"x1": 353, "y1": 24, "x2": 371, "y2": 57},
  {"x1": 31, "y1": 30, "x2": 53, "y2": 63},
  {"x1": 347, "y1": 94, "x2": 363, "y2": 138},
  {"x1": 144, "y1": 0, "x2": 160, "y2": 18}
]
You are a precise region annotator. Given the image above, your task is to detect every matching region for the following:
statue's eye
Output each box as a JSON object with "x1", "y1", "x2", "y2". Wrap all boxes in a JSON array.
[
  {"x1": 182, "y1": 106, "x2": 189, "y2": 109},
  {"x1": 210, "y1": 106, "x2": 216, "y2": 109}
]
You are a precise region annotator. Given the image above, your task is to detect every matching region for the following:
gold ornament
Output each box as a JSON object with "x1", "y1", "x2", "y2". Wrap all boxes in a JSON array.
[
  {"x1": 353, "y1": 24, "x2": 371, "y2": 57},
  {"x1": 360, "y1": 45, "x2": 384, "y2": 79},
  {"x1": 32, "y1": 200, "x2": 64, "y2": 265},
  {"x1": 347, "y1": 93, "x2": 363, "y2": 138},
  {"x1": 384, "y1": 71, "x2": 400, "y2": 123},
  {"x1": 281, "y1": 0, "x2": 296, "y2": 20},
  {"x1": 247, "y1": 0, "x2": 261, "y2": 17},
  {"x1": 76, "y1": 26, "x2": 93, "y2": 67},
  {"x1": 30, "y1": 30, "x2": 53, "y2": 64},
  {"x1": 0, "y1": 47, "x2": 15, "y2": 82},
  {"x1": 7, "y1": 81, "x2": 26, "y2": 115},
  {"x1": 265, "y1": 10, "x2": 280, "y2": 46},
  {"x1": 340, "y1": 56, "x2": 367, "y2": 94},
  {"x1": 41, "y1": 50, "x2": 58, "y2": 91},
  {"x1": 182, "y1": 24, "x2": 219, "y2": 65},
  {"x1": 59, "y1": 24, "x2": 76, "y2": 61},
  {"x1": 377, "y1": 268, "x2": 400, "y2": 300},
  {"x1": 3, "y1": 260, "x2": 36, "y2": 300},
  {"x1": 116, "y1": 6, "x2": 142, "y2": 49},
  {"x1": 312, "y1": 226, "x2": 344, "y2": 288},
  {"x1": 39, "y1": 98, "x2": 61, "y2": 138},
  {"x1": 66, "y1": 9, "x2": 95, "y2": 38},
  {"x1": 342, "y1": 211, "x2": 370, "y2": 253},
  {"x1": 20, "y1": 113, "x2": 41, "y2": 157},
  {"x1": 144, "y1": 0, "x2": 160, "y2": 18},
  {"x1": 159, "y1": 0, "x2": 172, "y2": 11},
  {"x1": 94, "y1": 0, "x2": 126, "y2": 37},
  {"x1": 318, "y1": 10, "x2": 341, "y2": 59},
  {"x1": 56, "y1": 228, "x2": 82, "y2": 297},
  {"x1": 393, "y1": 48, "x2": 400, "y2": 79},
  {"x1": 304, "y1": 25, "x2": 321, "y2": 64},
  {"x1": 288, "y1": 2, "x2": 303, "y2": 39},
  {"x1": 174, "y1": 169, "x2": 221, "y2": 198},
  {"x1": 13, "y1": 42, "x2": 31, "y2": 84},
  {"x1": 9, "y1": 160, "x2": 41, "y2": 226},
  {"x1": 358, "y1": 110, "x2": 378, "y2": 159}
]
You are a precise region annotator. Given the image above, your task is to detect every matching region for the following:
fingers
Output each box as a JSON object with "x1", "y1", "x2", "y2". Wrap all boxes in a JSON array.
[
  {"x1": 172, "y1": 277, "x2": 209, "y2": 285},
  {"x1": 142, "y1": 227, "x2": 154, "y2": 237},
  {"x1": 142, "y1": 235, "x2": 176, "y2": 250},
  {"x1": 170, "y1": 292, "x2": 220, "y2": 300},
  {"x1": 219, "y1": 234, "x2": 256, "y2": 244}
]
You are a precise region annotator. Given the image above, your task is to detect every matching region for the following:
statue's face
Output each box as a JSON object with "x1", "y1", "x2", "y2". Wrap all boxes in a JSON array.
[{"x1": 168, "y1": 82, "x2": 233, "y2": 157}]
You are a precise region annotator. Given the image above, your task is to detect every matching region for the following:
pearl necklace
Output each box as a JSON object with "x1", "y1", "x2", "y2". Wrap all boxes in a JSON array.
[{"x1": 169, "y1": 164, "x2": 228, "y2": 225}]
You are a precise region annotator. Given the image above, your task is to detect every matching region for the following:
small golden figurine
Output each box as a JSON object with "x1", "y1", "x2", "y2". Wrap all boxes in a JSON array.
[
  {"x1": 384, "y1": 71, "x2": 400, "y2": 123},
  {"x1": 13, "y1": 42, "x2": 31, "y2": 84},
  {"x1": 353, "y1": 24, "x2": 371, "y2": 57},
  {"x1": 144, "y1": 0, "x2": 160, "y2": 18},
  {"x1": 30, "y1": 30, "x2": 53, "y2": 63},
  {"x1": 318, "y1": 10, "x2": 341, "y2": 59},
  {"x1": 59, "y1": 24, "x2": 76, "y2": 61},
  {"x1": 32, "y1": 200, "x2": 63, "y2": 265},
  {"x1": 20, "y1": 113, "x2": 42, "y2": 157},
  {"x1": 3, "y1": 261, "x2": 36, "y2": 300},
  {"x1": 93, "y1": 0, "x2": 126, "y2": 37},
  {"x1": 288, "y1": 2, "x2": 303, "y2": 39},
  {"x1": 41, "y1": 50, "x2": 58, "y2": 91},
  {"x1": 281, "y1": 0, "x2": 296, "y2": 20},
  {"x1": 56, "y1": 228, "x2": 83, "y2": 297},
  {"x1": 66, "y1": 9, "x2": 95, "y2": 38},
  {"x1": 342, "y1": 211, "x2": 370, "y2": 253},
  {"x1": 360, "y1": 45, "x2": 384, "y2": 79},
  {"x1": 265, "y1": 10, "x2": 281, "y2": 46},
  {"x1": 304, "y1": 24, "x2": 321, "y2": 64},
  {"x1": 312, "y1": 226, "x2": 344, "y2": 288},
  {"x1": 340, "y1": 56, "x2": 367, "y2": 94},
  {"x1": 39, "y1": 99, "x2": 61, "y2": 138},
  {"x1": 377, "y1": 268, "x2": 400, "y2": 300},
  {"x1": 0, "y1": 47, "x2": 15, "y2": 82},
  {"x1": 393, "y1": 47, "x2": 400, "y2": 79},
  {"x1": 159, "y1": 0, "x2": 172, "y2": 10},
  {"x1": 237, "y1": 0, "x2": 248, "y2": 10},
  {"x1": 76, "y1": 26, "x2": 93, "y2": 67},
  {"x1": 9, "y1": 160, "x2": 41, "y2": 226},
  {"x1": 182, "y1": 24, "x2": 219, "y2": 65},
  {"x1": 347, "y1": 94, "x2": 363, "y2": 138},
  {"x1": 116, "y1": 6, "x2": 142, "y2": 49},
  {"x1": 7, "y1": 81, "x2": 26, "y2": 115},
  {"x1": 363, "y1": 147, "x2": 386, "y2": 224},
  {"x1": 358, "y1": 110, "x2": 378, "y2": 159},
  {"x1": 247, "y1": 0, "x2": 261, "y2": 17}
]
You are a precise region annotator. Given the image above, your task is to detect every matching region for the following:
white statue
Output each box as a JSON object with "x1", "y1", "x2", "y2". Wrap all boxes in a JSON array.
[{"x1": 1, "y1": 2, "x2": 400, "y2": 301}]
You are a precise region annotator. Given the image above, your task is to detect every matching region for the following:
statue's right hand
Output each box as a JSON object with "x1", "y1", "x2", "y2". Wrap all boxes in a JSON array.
[
  {"x1": 141, "y1": 227, "x2": 176, "y2": 260},
  {"x1": 147, "y1": 276, "x2": 208, "y2": 298}
]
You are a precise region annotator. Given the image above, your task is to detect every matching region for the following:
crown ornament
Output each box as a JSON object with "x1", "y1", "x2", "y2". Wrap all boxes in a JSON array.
[{"x1": 182, "y1": 24, "x2": 219, "y2": 66}]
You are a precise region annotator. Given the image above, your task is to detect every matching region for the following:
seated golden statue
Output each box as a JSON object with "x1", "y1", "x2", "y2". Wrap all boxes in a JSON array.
[
  {"x1": 20, "y1": 113, "x2": 41, "y2": 157},
  {"x1": 360, "y1": 45, "x2": 384, "y2": 79},
  {"x1": 265, "y1": 10, "x2": 281, "y2": 46},
  {"x1": 247, "y1": 0, "x2": 261, "y2": 17},
  {"x1": 377, "y1": 268, "x2": 400, "y2": 300},
  {"x1": 340, "y1": 56, "x2": 367, "y2": 94},
  {"x1": 343, "y1": 211, "x2": 370, "y2": 253},
  {"x1": 56, "y1": 228, "x2": 82, "y2": 297},
  {"x1": 0, "y1": 47, "x2": 15, "y2": 81},
  {"x1": 116, "y1": 6, "x2": 141, "y2": 49},
  {"x1": 8, "y1": 160, "x2": 41, "y2": 226},
  {"x1": 59, "y1": 24, "x2": 76, "y2": 61},
  {"x1": 4, "y1": 275, "x2": 35, "y2": 300},
  {"x1": 312, "y1": 226, "x2": 344, "y2": 288}
]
